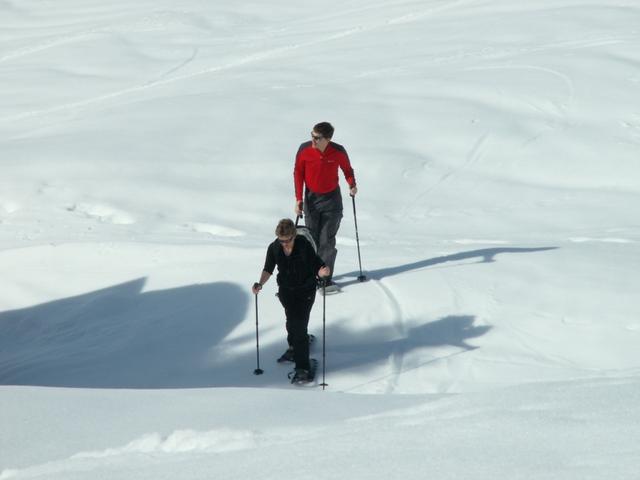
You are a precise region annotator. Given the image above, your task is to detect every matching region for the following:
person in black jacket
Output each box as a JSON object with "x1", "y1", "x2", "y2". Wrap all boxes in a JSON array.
[{"x1": 253, "y1": 218, "x2": 330, "y2": 379}]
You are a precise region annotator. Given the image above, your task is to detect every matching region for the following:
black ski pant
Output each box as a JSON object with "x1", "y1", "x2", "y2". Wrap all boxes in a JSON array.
[
  {"x1": 278, "y1": 287, "x2": 316, "y2": 371},
  {"x1": 304, "y1": 187, "x2": 343, "y2": 281}
]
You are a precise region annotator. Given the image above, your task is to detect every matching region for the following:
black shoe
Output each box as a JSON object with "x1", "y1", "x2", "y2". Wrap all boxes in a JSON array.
[
  {"x1": 289, "y1": 368, "x2": 311, "y2": 384},
  {"x1": 288, "y1": 359, "x2": 318, "y2": 384},
  {"x1": 276, "y1": 336, "x2": 316, "y2": 363},
  {"x1": 277, "y1": 347, "x2": 294, "y2": 363}
]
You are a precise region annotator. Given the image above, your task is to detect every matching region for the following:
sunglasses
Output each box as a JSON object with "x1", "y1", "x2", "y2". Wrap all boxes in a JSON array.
[
  {"x1": 311, "y1": 133, "x2": 324, "y2": 141},
  {"x1": 278, "y1": 236, "x2": 295, "y2": 245}
]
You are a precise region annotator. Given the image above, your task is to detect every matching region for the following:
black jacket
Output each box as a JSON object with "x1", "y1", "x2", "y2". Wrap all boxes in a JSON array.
[{"x1": 263, "y1": 236, "x2": 325, "y2": 291}]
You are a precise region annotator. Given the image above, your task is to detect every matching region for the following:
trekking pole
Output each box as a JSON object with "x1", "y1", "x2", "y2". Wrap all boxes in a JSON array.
[
  {"x1": 253, "y1": 291, "x2": 264, "y2": 375},
  {"x1": 320, "y1": 278, "x2": 328, "y2": 390},
  {"x1": 351, "y1": 195, "x2": 367, "y2": 282}
]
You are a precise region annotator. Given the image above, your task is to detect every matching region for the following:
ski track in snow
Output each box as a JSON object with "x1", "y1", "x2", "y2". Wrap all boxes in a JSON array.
[
  {"x1": 1, "y1": 16, "x2": 626, "y2": 127},
  {"x1": 0, "y1": 0, "x2": 527, "y2": 125},
  {"x1": 0, "y1": 30, "x2": 104, "y2": 65},
  {"x1": 371, "y1": 279, "x2": 407, "y2": 394},
  {"x1": 400, "y1": 131, "x2": 490, "y2": 219},
  {"x1": 356, "y1": 274, "x2": 480, "y2": 394},
  {"x1": 467, "y1": 63, "x2": 574, "y2": 148},
  {"x1": 0, "y1": 11, "x2": 210, "y2": 64}
]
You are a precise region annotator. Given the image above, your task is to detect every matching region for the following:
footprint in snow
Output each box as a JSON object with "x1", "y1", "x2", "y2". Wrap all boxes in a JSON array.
[{"x1": 67, "y1": 203, "x2": 136, "y2": 225}]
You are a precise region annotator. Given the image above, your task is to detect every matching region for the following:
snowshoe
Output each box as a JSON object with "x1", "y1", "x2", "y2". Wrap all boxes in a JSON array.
[
  {"x1": 277, "y1": 347, "x2": 294, "y2": 363},
  {"x1": 288, "y1": 359, "x2": 318, "y2": 385},
  {"x1": 276, "y1": 334, "x2": 315, "y2": 363}
]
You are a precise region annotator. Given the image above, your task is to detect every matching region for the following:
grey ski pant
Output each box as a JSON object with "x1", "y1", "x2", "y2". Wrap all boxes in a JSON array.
[{"x1": 303, "y1": 187, "x2": 343, "y2": 280}]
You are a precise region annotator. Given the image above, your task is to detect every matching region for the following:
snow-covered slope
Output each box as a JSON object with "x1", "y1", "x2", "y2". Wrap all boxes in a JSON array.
[{"x1": 1, "y1": 0, "x2": 639, "y2": 478}]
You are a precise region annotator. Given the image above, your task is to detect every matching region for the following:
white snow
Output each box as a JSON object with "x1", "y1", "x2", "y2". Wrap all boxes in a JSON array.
[{"x1": 1, "y1": 0, "x2": 640, "y2": 478}]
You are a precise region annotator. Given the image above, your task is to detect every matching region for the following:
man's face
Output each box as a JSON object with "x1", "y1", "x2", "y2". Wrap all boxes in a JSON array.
[
  {"x1": 278, "y1": 234, "x2": 295, "y2": 252},
  {"x1": 311, "y1": 131, "x2": 329, "y2": 151}
]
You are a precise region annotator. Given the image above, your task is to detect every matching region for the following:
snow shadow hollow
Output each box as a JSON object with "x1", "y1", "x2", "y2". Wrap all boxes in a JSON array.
[{"x1": 0, "y1": 278, "x2": 248, "y2": 388}]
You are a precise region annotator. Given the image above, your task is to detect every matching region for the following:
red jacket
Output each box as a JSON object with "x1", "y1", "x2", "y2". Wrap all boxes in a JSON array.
[{"x1": 294, "y1": 141, "x2": 356, "y2": 201}]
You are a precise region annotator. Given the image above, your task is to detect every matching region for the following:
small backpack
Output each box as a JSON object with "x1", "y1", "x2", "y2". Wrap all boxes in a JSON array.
[{"x1": 295, "y1": 216, "x2": 317, "y2": 252}]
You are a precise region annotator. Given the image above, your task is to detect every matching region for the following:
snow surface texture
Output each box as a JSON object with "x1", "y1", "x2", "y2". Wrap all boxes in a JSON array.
[{"x1": 1, "y1": 0, "x2": 639, "y2": 478}]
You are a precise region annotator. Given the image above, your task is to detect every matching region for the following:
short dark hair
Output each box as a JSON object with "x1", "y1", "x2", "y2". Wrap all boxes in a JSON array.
[
  {"x1": 275, "y1": 218, "x2": 296, "y2": 238},
  {"x1": 313, "y1": 122, "x2": 334, "y2": 139}
]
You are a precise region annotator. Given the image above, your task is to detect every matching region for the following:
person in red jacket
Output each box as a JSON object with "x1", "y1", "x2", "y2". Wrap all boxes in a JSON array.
[{"x1": 294, "y1": 122, "x2": 357, "y2": 291}]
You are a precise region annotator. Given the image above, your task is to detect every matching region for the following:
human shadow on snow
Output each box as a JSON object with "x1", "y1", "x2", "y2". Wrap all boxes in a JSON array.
[
  {"x1": 0, "y1": 278, "x2": 248, "y2": 388},
  {"x1": 199, "y1": 312, "x2": 491, "y2": 390},
  {"x1": 334, "y1": 246, "x2": 558, "y2": 286},
  {"x1": 323, "y1": 315, "x2": 491, "y2": 380},
  {"x1": 0, "y1": 277, "x2": 490, "y2": 389},
  {"x1": 0, "y1": 269, "x2": 497, "y2": 389}
]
